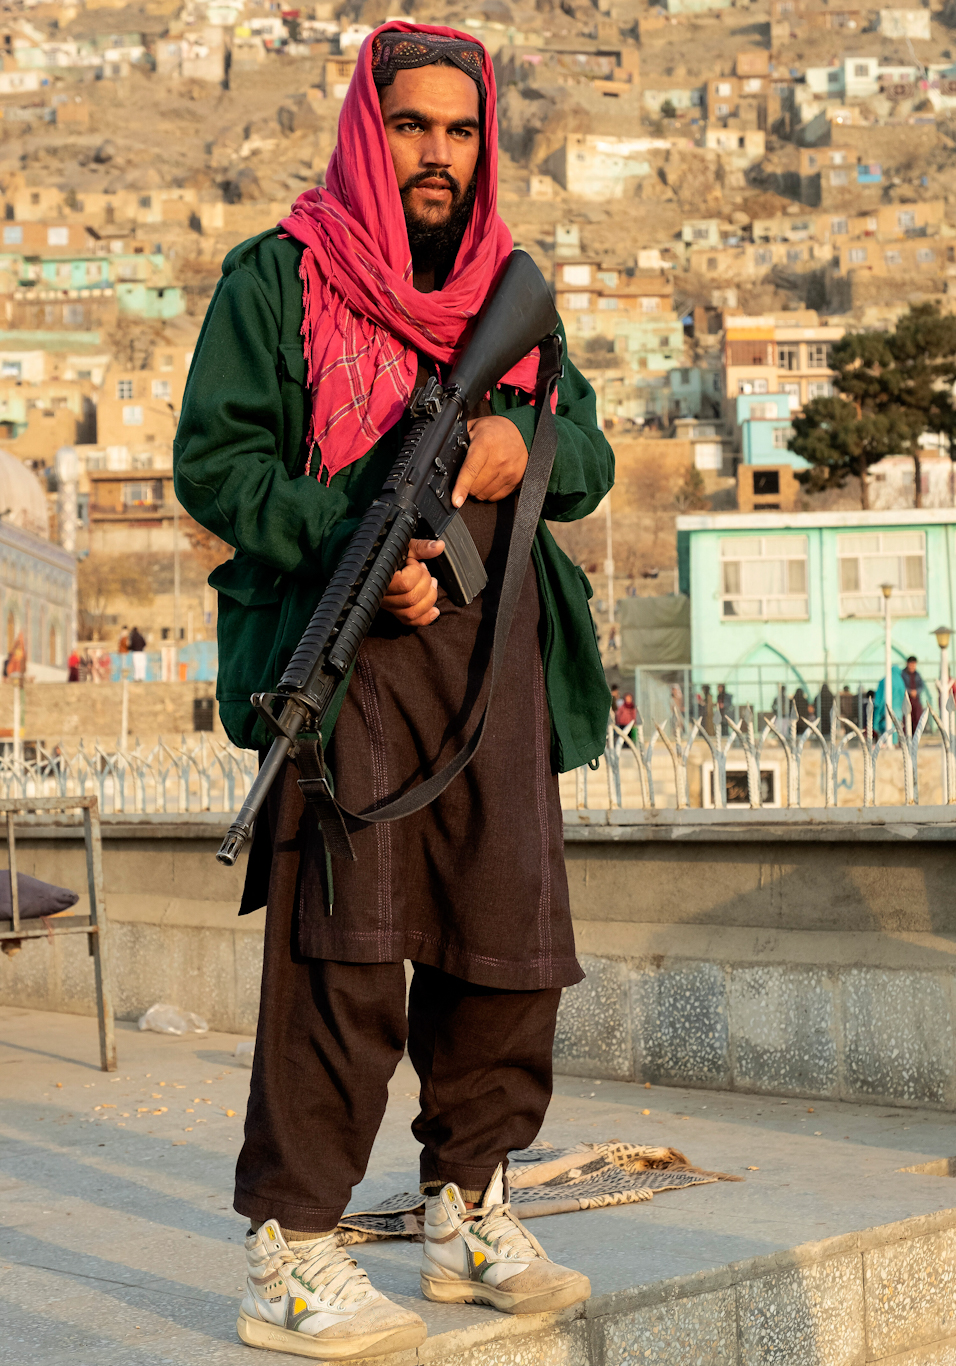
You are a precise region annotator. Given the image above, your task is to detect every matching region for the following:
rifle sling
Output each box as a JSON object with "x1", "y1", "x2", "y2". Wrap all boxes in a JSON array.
[{"x1": 297, "y1": 334, "x2": 563, "y2": 849}]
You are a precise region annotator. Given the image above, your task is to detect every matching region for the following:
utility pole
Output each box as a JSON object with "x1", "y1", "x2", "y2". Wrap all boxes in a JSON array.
[
  {"x1": 173, "y1": 498, "x2": 180, "y2": 652},
  {"x1": 55, "y1": 445, "x2": 78, "y2": 656},
  {"x1": 881, "y1": 582, "x2": 894, "y2": 737},
  {"x1": 604, "y1": 495, "x2": 615, "y2": 628}
]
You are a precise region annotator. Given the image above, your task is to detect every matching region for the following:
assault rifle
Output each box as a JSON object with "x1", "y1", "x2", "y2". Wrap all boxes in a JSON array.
[{"x1": 217, "y1": 249, "x2": 560, "y2": 867}]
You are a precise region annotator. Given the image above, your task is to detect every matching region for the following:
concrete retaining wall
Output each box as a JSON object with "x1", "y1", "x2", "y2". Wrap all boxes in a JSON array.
[{"x1": 4, "y1": 808, "x2": 956, "y2": 1110}]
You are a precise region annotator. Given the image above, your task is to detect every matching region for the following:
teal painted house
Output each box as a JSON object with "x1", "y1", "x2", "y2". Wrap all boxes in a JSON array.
[
  {"x1": 736, "y1": 393, "x2": 809, "y2": 471},
  {"x1": 675, "y1": 509, "x2": 956, "y2": 712}
]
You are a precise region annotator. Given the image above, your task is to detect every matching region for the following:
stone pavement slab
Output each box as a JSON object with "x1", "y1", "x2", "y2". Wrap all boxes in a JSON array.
[{"x1": 2, "y1": 1006, "x2": 956, "y2": 1365}]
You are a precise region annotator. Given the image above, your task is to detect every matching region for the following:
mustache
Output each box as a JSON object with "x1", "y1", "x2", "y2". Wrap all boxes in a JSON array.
[{"x1": 400, "y1": 169, "x2": 463, "y2": 201}]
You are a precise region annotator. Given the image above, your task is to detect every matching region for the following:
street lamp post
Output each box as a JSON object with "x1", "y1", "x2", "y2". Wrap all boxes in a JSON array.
[
  {"x1": 934, "y1": 624, "x2": 953, "y2": 733},
  {"x1": 881, "y1": 583, "x2": 894, "y2": 735}
]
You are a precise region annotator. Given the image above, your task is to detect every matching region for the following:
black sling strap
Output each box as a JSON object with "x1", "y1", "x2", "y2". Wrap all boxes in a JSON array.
[{"x1": 296, "y1": 332, "x2": 564, "y2": 855}]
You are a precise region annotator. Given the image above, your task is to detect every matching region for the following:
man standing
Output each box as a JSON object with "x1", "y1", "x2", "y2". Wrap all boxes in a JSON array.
[
  {"x1": 175, "y1": 23, "x2": 613, "y2": 1361},
  {"x1": 903, "y1": 655, "x2": 925, "y2": 728},
  {"x1": 127, "y1": 624, "x2": 147, "y2": 682}
]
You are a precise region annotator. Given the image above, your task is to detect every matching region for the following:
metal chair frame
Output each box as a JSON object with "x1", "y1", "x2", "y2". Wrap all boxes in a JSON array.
[{"x1": 0, "y1": 795, "x2": 116, "y2": 1071}]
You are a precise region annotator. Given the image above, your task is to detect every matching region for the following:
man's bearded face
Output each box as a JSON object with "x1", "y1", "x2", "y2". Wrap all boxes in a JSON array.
[
  {"x1": 400, "y1": 168, "x2": 478, "y2": 264},
  {"x1": 379, "y1": 65, "x2": 481, "y2": 269}
]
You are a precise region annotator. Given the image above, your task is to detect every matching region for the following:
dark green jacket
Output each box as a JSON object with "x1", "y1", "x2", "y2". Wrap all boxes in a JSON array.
[{"x1": 173, "y1": 229, "x2": 613, "y2": 771}]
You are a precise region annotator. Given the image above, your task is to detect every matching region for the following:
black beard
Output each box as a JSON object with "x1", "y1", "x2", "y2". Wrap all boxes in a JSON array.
[{"x1": 402, "y1": 171, "x2": 477, "y2": 282}]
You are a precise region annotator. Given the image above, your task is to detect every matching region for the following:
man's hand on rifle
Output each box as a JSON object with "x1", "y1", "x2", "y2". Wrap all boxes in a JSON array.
[
  {"x1": 382, "y1": 538, "x2": 445, "y2": 627},
  {"x1": 453, "y1": 416, "x2": 528, "y2": 507}
]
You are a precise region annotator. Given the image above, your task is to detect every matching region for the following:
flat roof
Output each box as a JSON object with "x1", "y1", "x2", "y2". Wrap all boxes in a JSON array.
[{"x1": 677, "y1": 509, "x2": 956, "y2": 531}]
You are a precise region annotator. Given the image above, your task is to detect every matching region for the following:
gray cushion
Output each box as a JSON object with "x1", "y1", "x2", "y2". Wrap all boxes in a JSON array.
[{"x1": 0, "y1": 873, "x2": 79, "y2": 921}]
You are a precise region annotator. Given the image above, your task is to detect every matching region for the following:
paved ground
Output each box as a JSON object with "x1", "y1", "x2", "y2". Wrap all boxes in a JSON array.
[{"x1": 2, "y1": 1006, "x2": 956, "y2": 1364}]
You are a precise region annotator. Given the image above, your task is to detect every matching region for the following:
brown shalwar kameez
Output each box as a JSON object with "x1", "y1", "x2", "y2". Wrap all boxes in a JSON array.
[
  {"x1": 235, "y1": 493, "x2": 580, "y2": 1228},
  {"x1": 296, "y1": 491, "x2": 582, "y2": 994}
]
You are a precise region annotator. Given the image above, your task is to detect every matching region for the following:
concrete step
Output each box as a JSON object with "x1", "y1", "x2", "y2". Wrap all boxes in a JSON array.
[{"x1": 2, "y1": 1007, "x2": 956, "y2": 1365}]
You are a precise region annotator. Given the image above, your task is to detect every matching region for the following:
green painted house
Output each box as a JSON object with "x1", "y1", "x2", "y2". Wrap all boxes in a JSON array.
[{"x1": 674, "y1": 509, "x2": 956, "y2": 714}]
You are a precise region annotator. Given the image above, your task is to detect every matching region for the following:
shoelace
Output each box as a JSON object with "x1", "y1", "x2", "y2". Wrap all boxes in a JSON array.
[
  {"x1": 466, "y1": 1204, "x2": 540, "y2": 1261},
  {"x1": 275, "y1": 1238, "x2": 376, "y2": 1310}
]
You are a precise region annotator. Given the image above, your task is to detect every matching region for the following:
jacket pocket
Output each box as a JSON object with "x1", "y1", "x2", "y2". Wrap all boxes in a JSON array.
[
  {"x1": 209, "y1": 554, "x2": 283, "y2": 608},
  {"x1": 278, "y1": 340, "x2": 307, "y2": 386}
]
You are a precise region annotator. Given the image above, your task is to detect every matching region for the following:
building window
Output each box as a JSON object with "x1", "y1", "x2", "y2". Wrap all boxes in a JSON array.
[
  {"x1": 0, "y1": 361, "x2": 20, "y2": 378},
  {"x1": 116, "y1": 379, "x2": 133, "y2": 400},
  {"x1": 837, "y1": 531, "x2": 926, "y2": 618},
  {"x1": 885, "y1": 250, "x2": 902, "y2": 267},
  {"x1": 753, "y1": 378, "x2": 769, "y2": 393},
  {"x1": 749, "y1": 402, "x2": 778, "y2": 419},
  {"x1": 917, "y1": 248, "x2": 936, "y2": 264},
  {"x1": 716, "y1": 103, "x2": 730, "y2": 117},
  {"x1": 30, "y1": 192, "x2": 39, "y2": 206},
  {"x1": 772, "y1": 426, "x2": 794, "y2": 447},
  {"x1": 807, "y1": 343, "x2": 831, "y2": 368},
  {"x1": 830, "y1": 169, "x2": 849, "y2": 186},
  {"x1": 160, "y1": 353, "x2": 174, "y2": 370},
  {"x1": 787, "y1": 248, "x2": 804, "y2": 264},
  {"x1": 898, "y1": 210, "x2": 916, "y2": 231},
  {"x1": 47, "y1": 226, "x2": 68, "y2": 246},
  {"x1": 853, "y1": 62, "x2": 868, "y2": 77},
  {"x1": 707, "y1": 256, "x2": 718, "y2": 271},
  {"x1": 139, "y1": 195, "x2": 152, "y2": 209},
  {"x1": 597, "y1": 270, "x2": 618, "y2": 287},
  {"x1": 692, "y1": 226, "x2": 711, "y2": 241},
  {"x1": 562, "y1": 264, "x2": 591, "y2": 286},
  {"x1": 122, "y1": 480, "x2": 163, "y2": 507},
  {"x1": 122, "y1": 405, "x2": 143, "y2": 425},
  {"x1": 778, "y1": 344, "x2": 799, "y2": 371},
  {"x1": 831, "y1": 218, "x2": 848, "y2": 235},
  {"x1": 659, "y1": 336, "x2": 671, "y2": 350},
  {"x1": 641, "y1": 296, "x2": 661, "y2": 312},
  {"x1": 151, "y1": 379, "x2": 170, "y2": 399},
  {"x1": 565, "y1": 292, "x2": 590, "y2": 309},
  {"x1": 828, "y1": 71, "x2": 840, "y2": 84},
  {"x1": 831, "y1": 151, "x2": 846, "y2": 166},
  {"x1": 597, "y1": 297, "x2": 619, "y2": 310},
  {"x1": 848, "y1": 247, "x2": 867, "y2": 264},
  {"x1": 64, "y1": 305, "x2": 84, "y2": 326},
  {"x1": 806, "y1": 154, "x2": 818, "y2": 169},
  {"x1": 755, "y1": 248, "x2": 772, "y2": 266},
  {"x1": 753, "y1": 470, "x2": 780, "y2": 495},
  {"x1": 680, "y1": 368, "x2": 691, "y2": 383},
  {"x1": 780, "y1": 381, "x2": 800, "y2": 399},
  {"x1": 808, "y1": 380, "x2": 833, "y2": 398},
  {"x1": 720, "y1": 535, "x2": 809, "y2": 620},
  {"x1": 76, "y1": 369, "x2": 91, "y2": 380},
  {"x1": 2, "y1": 225, "x2": 21, "y2": 245}
]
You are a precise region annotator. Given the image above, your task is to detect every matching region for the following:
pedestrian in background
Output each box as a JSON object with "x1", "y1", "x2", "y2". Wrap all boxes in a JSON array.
[{"x1": 128, "y1": 625, "x2": 147, "y2": 682}]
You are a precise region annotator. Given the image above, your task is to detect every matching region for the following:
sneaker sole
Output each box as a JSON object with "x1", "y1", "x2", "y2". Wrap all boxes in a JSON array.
[
  {"x1": 237, "y1": 1311, "x2": 427, "y2": 1359},
  {"x1": 419, "y1": 1271, "x2": 591, "y2": 1316}
]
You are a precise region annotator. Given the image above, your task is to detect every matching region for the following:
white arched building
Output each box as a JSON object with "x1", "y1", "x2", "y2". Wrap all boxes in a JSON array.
[{"x1": 0, "y1": 449, "x2": 73, "y2": 680}]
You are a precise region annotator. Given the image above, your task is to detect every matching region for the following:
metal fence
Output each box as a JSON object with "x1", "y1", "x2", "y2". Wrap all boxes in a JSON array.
[
  {"x1": 0, "y1": 735, "x2": 257, "y2": 814},
  {"x1": 579, "y1": 686, "x2": 956, "y2": 811}
]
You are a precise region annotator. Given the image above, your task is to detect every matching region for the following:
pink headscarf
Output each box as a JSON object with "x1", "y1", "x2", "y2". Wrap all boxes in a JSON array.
[{"x1": 279, "y1": 21, "x2": 540, "y2": 483}]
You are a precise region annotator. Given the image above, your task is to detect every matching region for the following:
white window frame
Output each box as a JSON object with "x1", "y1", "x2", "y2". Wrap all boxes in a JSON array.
[
  {"x1": 122, "y1": 404, "x2": 143, "y2": 426},
  {"x1": 151, "y1": 379, "x2": 170, "y2": 400},
  {"x1": 116, "y1": 379, "x2": 133, "y2": 400},
  {"x1": 837, "y1": 530, "x2": 926, "y2": 618},
  {"x1": 719, "y1": 535, "x2": 809, "y2": 620}
]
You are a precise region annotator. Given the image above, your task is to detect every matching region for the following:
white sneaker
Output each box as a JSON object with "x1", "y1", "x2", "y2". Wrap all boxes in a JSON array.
[
  {"x1": 420, "y1": 1165, "x2": 591, "y2": 1316},
  {"x1": 238, "y1": 1219, "x2": 427, "y2": 1359}
]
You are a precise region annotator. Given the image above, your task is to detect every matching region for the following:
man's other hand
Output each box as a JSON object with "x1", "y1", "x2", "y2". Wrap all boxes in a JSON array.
[
  {"x1": 452, "y1": 416, "x2": 528, "y2": 507},
  {"x1": 382, "y1": 538, "x2": 445, "y2": 626}
]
